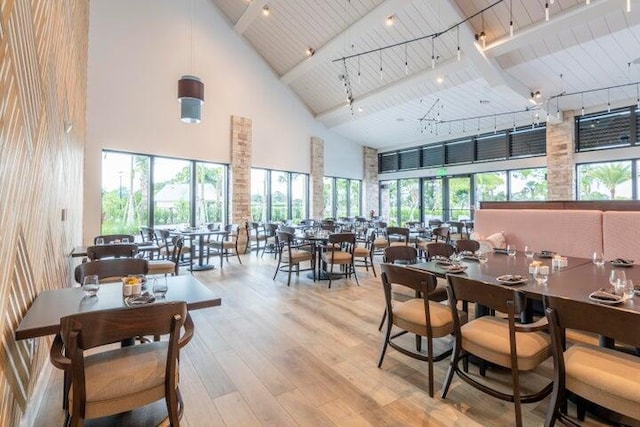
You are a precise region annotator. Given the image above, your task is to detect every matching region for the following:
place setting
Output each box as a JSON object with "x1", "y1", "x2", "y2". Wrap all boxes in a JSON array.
[{"x1": 588, "y1": 270, "x2": 635, "y2": 305}]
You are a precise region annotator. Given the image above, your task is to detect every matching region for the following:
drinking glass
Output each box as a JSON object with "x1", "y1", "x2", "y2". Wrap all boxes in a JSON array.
[
  {"x1": 95, "y1": 237, "x2": 104, "y2": 245},
  {"x1": 592, "y1": 251, "x2": 605, "y2": 267},
  {"x1": 152, "y1": 277, "x2": 168, "y2": 298},
  {"x1": 507, "y1": 245, "x2": 516, "y2": 257},
  {"x1": 534, "y1": 266, "x2": 549, "y2": 285},
  {"x1": 524, "y1": 245, "x2": 534, "y2": 258},
  {"x1": 620, "y1": 279, "x2": 635, "y2": 301},
  {"x1": 609, "y1": 270, "x2": 626, "y2": 288},
  {"x1": 82, "y1": 275, "x2": 100, "y2": 297}
]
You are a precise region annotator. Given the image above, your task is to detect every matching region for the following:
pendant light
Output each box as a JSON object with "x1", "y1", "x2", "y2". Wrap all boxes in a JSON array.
[{"x1": 178, "y1": 0, "x2": 204, "y2": 123}]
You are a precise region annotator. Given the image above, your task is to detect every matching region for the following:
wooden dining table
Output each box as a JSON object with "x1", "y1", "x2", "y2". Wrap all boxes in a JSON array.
[
  {"x1": 409, "y1": 251, "x2": 640, "y2": 314},
  {"x1": 15, "y1": 274, "x2": 221, "y2": 340}
]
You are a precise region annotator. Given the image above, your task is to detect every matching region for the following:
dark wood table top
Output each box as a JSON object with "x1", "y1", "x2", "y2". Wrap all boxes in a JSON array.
[
  {"x1": 409, "y1": 252, "x2": 640, "y2": 312},
  {"x1": 15, "y1": 275, "x2": 221, "y2": 340}
]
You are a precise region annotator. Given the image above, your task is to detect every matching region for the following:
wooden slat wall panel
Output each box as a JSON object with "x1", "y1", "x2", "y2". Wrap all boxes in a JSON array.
[{"x1": 0, "y1": 0, "x2": 87, "y2": 425}]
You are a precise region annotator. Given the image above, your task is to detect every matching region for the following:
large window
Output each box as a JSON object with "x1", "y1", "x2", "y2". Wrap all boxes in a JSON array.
[
  {"x1": 323, "y1": 178, "x2": 334, "y2": 219},
  {"x1": 448, "y1": 176, "x2": 471, "y2": 220},
  {"x1": 576, "y1": 106, "x2": 636, "y2": 151},
  {"x1": 387, "y1": 181, "x2": 398, "y2": 225},
  {"x1": 509, "y1": 168, "x2": 547, "y2": 200},
  {"x1": 323, "y1": 177, "x2": 362, "y2": 219},
  {"x1": 335, "y1": 178, "x2": 349, "y2": 218},
  {"x1": 399, "y1": 179, "x2": 420, "y2": 224},
  {"x1": 251, "y1": 169, "x2": 268, "y2": 222},
  {"x1": 101, "y1": 152, "x2": 150, "y2": 234},
  {"x1": 350, "y1": 180, "x2": 361, "y2": 217},
  {"x1": 475, "y1": 171, "x2": 507, "y2": 203},
  {"x1": 195, "y1": 162, "x2": 226, "y2": 226},
  {"x1": 251, "y1": 168, "x2": 309, "y2": 222},
  {"x1": 422, "y1": 178, "x2": 443, "y2": 221},
  {"x1": 291, "y1": 173, "x2": 307, "y2": 222},
  {"x1": 577, "y1": 161, "x2": 632, "y2": 200},
  {"x1": 271, "y1": 171, "x2": 289, "y2": 221},
  {"x1": 153, "y1": 157, "x2": 192, "y2": 227}
]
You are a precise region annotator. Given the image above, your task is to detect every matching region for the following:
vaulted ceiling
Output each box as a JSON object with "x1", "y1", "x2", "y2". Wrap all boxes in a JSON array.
[{"x1": 211, "y1": 0, "x2": 640, "y2": 150}]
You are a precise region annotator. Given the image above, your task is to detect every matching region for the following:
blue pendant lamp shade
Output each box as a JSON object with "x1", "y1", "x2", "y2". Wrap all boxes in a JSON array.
[{"x1": 178, "y1": 75, "x2": 204, "y2": 123}]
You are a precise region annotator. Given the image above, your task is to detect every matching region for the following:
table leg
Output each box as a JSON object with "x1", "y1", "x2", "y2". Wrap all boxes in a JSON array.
[{"x1": 190, "y1": 234, "x2": 215, "y2": 271}]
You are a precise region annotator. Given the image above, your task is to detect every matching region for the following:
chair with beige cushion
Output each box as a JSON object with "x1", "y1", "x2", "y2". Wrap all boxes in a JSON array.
[
  {"x1": 425, "y1": 242, "x2": 455, "y2": 260},
  {"x1": 148, "y1": 236, "x2": 184, "y2": 276},
  {"x1": 208, "y1": 224, "x2": 242, "y2": 268},
  {"x1": 385, "y1": 226, "x2": 410, "y2": 247},
  {"x1": 544, "y1": 295, "x2": 640, "y2": 426},
  {"x1": 50, "y1": 301, "x2": 193, "y2": 427},
  {"x1": 75, "y1": 258, "x2": 149, "y2": 285},
  {"x1": 442, "y1": 275, "x2": 552, "y2": 427},
  {"x1": 245, "y1": 221, "x2": 268, "y2": 255},
  {"x1": 273, "y1": 231, "x2": 314, "y2": 286},
  {"x1": 321, "y1": 232, "x2": 358, "y2": 288},
  {"x1": 353, "y1": 228, "x2": 377, "y2": 277},
  {"x1": 378, "y1": 263, "x2": 462, "y2": 397}
]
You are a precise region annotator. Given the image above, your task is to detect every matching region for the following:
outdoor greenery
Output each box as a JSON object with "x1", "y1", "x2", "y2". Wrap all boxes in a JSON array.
[{"x1": 578, "y1": 162, "x2": 632, "y2": 200}]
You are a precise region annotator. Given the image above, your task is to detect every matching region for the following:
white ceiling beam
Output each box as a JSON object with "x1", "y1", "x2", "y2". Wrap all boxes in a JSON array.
[
  {"x1": 280, "y1": 0, "x2": 415, "y2": 84},
  {"x1": 316, "y1": 0, "x2": 542, "y2": 128},
  {"x1": 484, "y1": 0, "x2": 622, "y2": 58},
  {"x1": 316, "y1": 56, "x2": 471, "y2": 125},
  {"x1": 440, "y1": 0, "x2": 531, "y2": 101},
  {"x1": 234, "y1": 0, "x2": 268, "y2": 34}
]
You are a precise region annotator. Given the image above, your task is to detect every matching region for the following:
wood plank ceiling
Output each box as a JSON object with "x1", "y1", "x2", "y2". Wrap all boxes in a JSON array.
[{"x1": 210, "y1": 0, "x2": 640, "y2": 149}]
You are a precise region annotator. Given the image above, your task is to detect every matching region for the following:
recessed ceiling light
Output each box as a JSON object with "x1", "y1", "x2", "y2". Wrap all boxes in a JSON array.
[
  {"x1": 262, "y1": 5, "x2": 270, "y2": 16},
  {"x1": 358, "y1": 107, "x2": 364, "y2": 113},
  {"x1": 480, "y1": 100, "x2": 490, "y2": 104},
  {"x1": 306, "y1": 47, "x2": 314, "y2": 56},
  {"x1": 436, "y1": 76, "x2": 444, "y2": 84},
  {"x1": 386, "y1": 15, "x2": 395, "y2": 26}
]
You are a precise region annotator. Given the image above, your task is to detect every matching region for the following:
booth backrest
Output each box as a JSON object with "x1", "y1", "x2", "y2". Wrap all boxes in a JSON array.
[
  {"x1": 602, "y1": 211, "x2": 640, "y2": 263},
  {"x1": 474, "y1": 209, "x2": 603, "y2": 259}
]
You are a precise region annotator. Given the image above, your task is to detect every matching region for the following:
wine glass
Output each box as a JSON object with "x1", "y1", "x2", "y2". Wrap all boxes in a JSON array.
[
  {"x1": 152, "y1": 277, "x2": 168, "y2": 298},
  {"x1": 507, "y1": 245, "x2": 516, "y2": 257},
  {"x1": 609, "y1": 270, "x2": 626, "y2": 289},
  {"x1": 592, "y1": 252, "x2": 605, "y2": 267},
  {"x1": 95, "y1": 237, "x2": 104, "y2": 245},
  {"x1": 524, "y1": 245, "x2": 534, "y2": 258},
  {"x1": 82, "y1": 275, "x2": 100, "y2": 297},
  {"x1": 534, "y1": 266, "x2": 549, "y2": 285},
  {"x1": 621, "y1": 279, "x2": 635, "y2": 301}
]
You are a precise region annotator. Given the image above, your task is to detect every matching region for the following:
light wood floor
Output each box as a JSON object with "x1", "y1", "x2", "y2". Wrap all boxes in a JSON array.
[{"x1": 33, "y1": 253, "x2": 612, "y2": 426}]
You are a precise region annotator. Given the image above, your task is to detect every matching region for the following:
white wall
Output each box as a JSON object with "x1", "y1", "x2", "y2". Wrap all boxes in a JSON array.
[{"x1": 84, "y1": 0, "x2": 363, "y2": 241}]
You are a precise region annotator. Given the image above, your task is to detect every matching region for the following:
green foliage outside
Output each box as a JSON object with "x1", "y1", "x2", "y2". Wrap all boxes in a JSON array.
[
  {"x1": 579, "y1": 162, "x2": 632, "y2": 200},
  {"x1": 510, "y1": 168, "x2": 547, "y2": 200}
]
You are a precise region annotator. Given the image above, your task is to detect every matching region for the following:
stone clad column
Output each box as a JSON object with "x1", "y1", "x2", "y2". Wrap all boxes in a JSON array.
[
  {"x1": 546, "y1": 111, "x2": 575, "y2": 200},
  {"x1": 231, "y1": 115, "x2": 252, "y2": 252},
  {"x1": 310, "y1": 137, "x2": 324, "y2": 219},
  {"x1": 362, "y1": 146, "x2": 379, "y2": 218}
]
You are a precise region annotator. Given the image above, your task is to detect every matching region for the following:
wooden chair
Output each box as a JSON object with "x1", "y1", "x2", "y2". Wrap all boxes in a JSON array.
[
  {"x1": 455, "y1": 239, "x2": 480, "y2": 254},
  {"x1": 273, "y1": 231, "x2": 314, "y2": 286},
  {"x1": 85, "y1": 244, "x2": 138, "y2": 260},
  {"x1": 139, "y1": 226, "x2": 156, "y2": 245},
  {"x1": 245, "y1": 221, "x2": 267, "y2": 255},
  {"x1": 49, "y1": 301, "x2": 193, "y2": 427},
  {"x1": 208, "y1": 224, "x2": 242, "y2": 268},
  {"x1": 386, "y1": 226, "x2": 410, "y2": 247},
  {"x1": 148, "y1": 236, "x2": 185, "y2": 276},
  {"x1": 425, "y1": 242, "x2": 455, "y2": 260},
  {"x1": 544, "y1": 295, "x2": 640, "y2": 426},
  {"x1": 430, "y1": 226, "x2": 450, "y2": 243},
  {"x1": 383, "y1": 245, "x2": 417, "y2": 264},
  {"x1": 427, "y1": 219, "x2": 443, "y2": 229},
  {"x1": 262, "y1": 223, "x2": 280, "y2": 258},
  {"x1": 321, "y1": 232, "x2": 358, "y2": 288},
  {"x1": 155, "y1": 229, "x2": 191, "y2": 268},
  {"x1": 448, "y1": 221, "x2": 465, "y2": 241},
  {"x1": 353, "y1": 228, "x2": 377, "y2": 277},
  {"x1": 74, "y1": 258, "x2": 149, "y2": 285},
  {"x1": 94, "y1": 234, "x2": 135, "y2": 244},
  {"x1": 378, "y1": 264, "x2": 460, "y2": 397},
  {"x1": 442, "y1": 275, "x2": 553, "y2": 427}
]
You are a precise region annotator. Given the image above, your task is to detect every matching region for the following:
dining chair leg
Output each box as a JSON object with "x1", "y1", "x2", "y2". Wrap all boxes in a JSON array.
[
  {"x1": 415, "y1": 334, "x2": 422, "y2": 353},
  {"x1": 427, "y1": 334, "x2": 435, "y2": 398},
  {"x1": 377, "y1": 320, "x2": 392, "y2": 367},
  {"x1": 441, "y1": 342, "x2": 460, "y2": 399},
  {"x1": 287, "y1": 263, "x2": 292, "y2": 286},
  {"x1": 370, "y1": 256, "x2": 377, "y2": 277},
  {"x1": 352, "y1": 262, "x2": 359, "y2": 286},
  {"x1": 544, "y1": 384, "x2": 564, "y2": 427},
  {"x1": 328, "y1": 263, "x2": 334, "y2": 288},
  {"x1": 235, "y1": 248, "x2": 242, "y2": 264}
]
